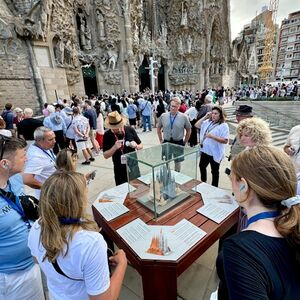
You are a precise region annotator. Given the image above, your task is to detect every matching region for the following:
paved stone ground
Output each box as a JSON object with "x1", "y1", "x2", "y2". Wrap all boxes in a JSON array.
[{"x1": 26, "y1": 101, "x2": 288, "y2": 300}]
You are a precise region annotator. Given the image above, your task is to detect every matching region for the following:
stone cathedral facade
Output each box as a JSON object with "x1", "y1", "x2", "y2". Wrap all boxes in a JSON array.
[{"x1": 0, "y1": 0, "x2": 235, "y2": 111}]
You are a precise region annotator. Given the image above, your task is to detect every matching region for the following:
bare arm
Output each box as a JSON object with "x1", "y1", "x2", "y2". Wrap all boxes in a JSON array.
[
  {"x1": 135, "y1": 143, "x2": 143, "y2": 150},
  {"x1": 22, "y1": 173, "x2": 42, "y2": 189},
  {"x1": 103, "y1": 141, "x2": 123, "y2": 159},
  {"x1": 157, "y1": 126, "x2": 163, "y2": 143},
  {"x1": 195, "y1": 112, "x2": 211, "y2": 129},
  {"x1": 89, "y1": 250, "x2": 127, "y2": 300},
  {"x1": 206, "y1": 133, "x2": 228, "y2": 144},
  {"x1": 184, "y1": 128, "x2": 191, "y2": 144}
]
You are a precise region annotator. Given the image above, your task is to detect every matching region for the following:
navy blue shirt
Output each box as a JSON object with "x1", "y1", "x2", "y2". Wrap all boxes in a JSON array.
[
  {"x1": 1, "y1": 110, "x2": 14, "y2": 129},
  {"x1": 83, "y1": 108, "x2": 97, "y2": 130}
]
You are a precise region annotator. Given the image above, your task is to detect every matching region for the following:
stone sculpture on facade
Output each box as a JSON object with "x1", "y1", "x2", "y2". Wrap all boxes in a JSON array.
[
  {"x1": 187, "y1": 35, "x2": 193, "y2": 53},
  {"x1": 0, "y1": 0, "x2": 234, "y2": 109},
  {"x1": 180, "y1": 1, "x2": 188, "y2": 28},
  {"x1": 107, "y1": 45, "x2": 118, "y2": 70},
  {"x1": 55, "y1": 38, "x2": 65, "y2": 66},
  {"x1": 96, "y1": 9, "x2": 105, "y2": 38}
]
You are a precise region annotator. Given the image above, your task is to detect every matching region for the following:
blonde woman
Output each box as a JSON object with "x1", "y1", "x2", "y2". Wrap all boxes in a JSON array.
[
  {"x1": 55, "y1": 148, "x2": 96, "y2": 182},
  {"x1": 236, "y1": 117, "x2": 272, "y2": 148},
  {"x1": 28, "y1": 171, "x2": 127, "y2": 300},
  {"x1": 216, "y1": 147, "x2": 300, "y2": 299}
]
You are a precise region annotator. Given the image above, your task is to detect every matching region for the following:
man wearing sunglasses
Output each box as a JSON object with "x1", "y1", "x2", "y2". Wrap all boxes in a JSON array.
[{"x1": 0, "y1": 135, "x2": 44, "y2": 299}]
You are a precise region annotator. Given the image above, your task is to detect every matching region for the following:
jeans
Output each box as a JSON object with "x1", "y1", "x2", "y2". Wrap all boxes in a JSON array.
[
  {"x1": 142, "y1": 115, "x2": 151, "y2": 131},
  {"x1": 199, "y1": 152, "x2": 220, "y2": 187}
]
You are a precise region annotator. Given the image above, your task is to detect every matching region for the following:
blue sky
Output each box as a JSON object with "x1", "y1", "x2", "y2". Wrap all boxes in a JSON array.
[{"x1": 230, "y1": 0, "x2": 300, "y2": 40}]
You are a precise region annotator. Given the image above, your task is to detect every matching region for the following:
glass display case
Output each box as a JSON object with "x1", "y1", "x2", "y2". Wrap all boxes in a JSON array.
[{"x1": 125, "y1": 143, "x2": 199, "y2": 218}]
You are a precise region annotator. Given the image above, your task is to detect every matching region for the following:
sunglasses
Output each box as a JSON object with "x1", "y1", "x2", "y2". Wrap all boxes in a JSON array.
[
  {"x1": 66, "y1": 148, "x2": 78, "y2": 160},
  {"x1": 0, "y1": 135, "x2": 10, "y2": 161}
]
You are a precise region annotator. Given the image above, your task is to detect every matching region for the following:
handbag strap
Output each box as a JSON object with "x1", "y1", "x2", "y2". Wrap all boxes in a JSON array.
[
  {"x1": 141, "y1": 100, "x2": 149, "y2": 113},
  {"x1": 66, "y1": 115, "x2": 74, "y2": 131},
  {"x1": 52, "y1": 259, "x2": 84, "y2": 281}
]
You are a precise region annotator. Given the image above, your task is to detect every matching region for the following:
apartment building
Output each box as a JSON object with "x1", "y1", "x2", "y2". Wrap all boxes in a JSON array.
[
  {"x1": 275, "y1": 10, "x2": 300, "y2": 81},
  {"x1": 233, "y1": 8, "x2": 278, "y2": 85}
]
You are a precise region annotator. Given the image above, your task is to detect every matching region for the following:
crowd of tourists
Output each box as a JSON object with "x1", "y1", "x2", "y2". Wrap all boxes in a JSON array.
[{"x1": 1, "y1": 88, "x2": 300, "y2": 299}]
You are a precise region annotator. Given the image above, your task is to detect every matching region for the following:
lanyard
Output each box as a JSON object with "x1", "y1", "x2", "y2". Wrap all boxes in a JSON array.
[
  {"x1": 204, "y1": 121, "x2": 219, "y2": 136},
  {"x1": 247, "y1": 211, "x2": 280, "y2": 227},
  {"x1": 0, "y1": 191, "x2": 25, "y2": 217},
  {"x1": 34, "y1": 144, "x2": 56, "y2": 162},
  {"x1": 170, "y1": 113, "x2": 178, "y2": 130}
]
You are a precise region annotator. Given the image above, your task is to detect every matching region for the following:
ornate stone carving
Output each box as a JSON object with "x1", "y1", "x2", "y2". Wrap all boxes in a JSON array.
[
  {"x1": 169, "y1": 62, "x2": 200, "y2": 85},
  {"x1": 2, "y1": 0, "x2": 233, "y2": 98},
  {"x1": 169, "y1": 74, "x2": 198, "y2": 85},
  {"x1": 78, "y1": 12, "x2": 92, "y2": 51},
  {"x1": 180, "y1": 1, "x2": 188, "y2": 28},
  {"x1": 104, "y1": 71, "x2": 121, "y2": 85},
  {"x1": 54, "y1": 38, "x2": 65, "y2": 65},
  {"x1": 66, "y1": 68, "x2": 81, "y2": 85},
  {"x1": 96, "y1": 9, "x2": 105, "y2": 38},
  {"x1": 0, "y1": 19, "x2": 13, "y2": 39}
]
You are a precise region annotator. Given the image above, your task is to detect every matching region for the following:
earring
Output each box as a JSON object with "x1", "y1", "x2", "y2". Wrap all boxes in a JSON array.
[{"x1": 240, "y1": 184, "x2": 245, "y2": 192}]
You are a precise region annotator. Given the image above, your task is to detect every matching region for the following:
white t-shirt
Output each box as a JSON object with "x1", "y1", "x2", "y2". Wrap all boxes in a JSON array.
[
  {"x1": 24, "y1": 144, "x2": 57, "y2": 199},
  {"x1": 285, "y1": 125, "x2": 300, "y2": 173},
  {"x1": 297, "y1": 172, "x2": 300, "y2": 196},
  {"x1": 200, "y1": 120, "x2": 229, "y2": 163},
  {"x1": 28, "y1": 222, "x2": 110, "y2": 300},
  {"x1": 185, "y1": 107, "x2": 198, "y2": 121}
]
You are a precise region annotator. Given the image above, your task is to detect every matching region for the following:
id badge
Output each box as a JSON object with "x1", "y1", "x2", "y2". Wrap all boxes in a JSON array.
[{"x1": 121, "y1": 154, "x2": 127, "y2": 164}]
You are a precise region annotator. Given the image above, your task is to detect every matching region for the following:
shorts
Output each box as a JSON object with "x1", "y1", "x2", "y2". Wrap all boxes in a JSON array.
[
  {"x1": 89, "y1": 129, "x2": 96, "y2": 140},
  {"x1": 76, "y1": 139, "x2": 91, "y2": 151},
  {"x1": 129, "y1": 118, "x2": 136, "y2": 126},
  {"x1": 0, "y1": 264, "x2": 44, "y2": 300}
]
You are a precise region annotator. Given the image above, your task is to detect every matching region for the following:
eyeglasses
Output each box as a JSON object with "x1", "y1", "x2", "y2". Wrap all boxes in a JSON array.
[{"x1": 0, "y1": 135, "x2": 10, "y2": 161}]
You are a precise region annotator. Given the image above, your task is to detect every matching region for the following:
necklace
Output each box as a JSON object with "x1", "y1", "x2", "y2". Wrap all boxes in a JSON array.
[{"x1": 247, "y1": 211, "x2": 280, "y2": 227}]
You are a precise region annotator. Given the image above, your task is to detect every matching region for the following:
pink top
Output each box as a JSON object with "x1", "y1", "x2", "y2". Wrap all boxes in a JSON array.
[{"x1": 42, "y1": 108, "x2": 50, "y2": 117}]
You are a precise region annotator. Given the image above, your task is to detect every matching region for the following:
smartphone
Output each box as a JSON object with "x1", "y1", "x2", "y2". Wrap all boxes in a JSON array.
[
  {"x1": 90, "y1": 170, "x2": 97, "y2": 180},
  {"x1": 225, "y1": 168, "x2": 231, "y2": 176}
]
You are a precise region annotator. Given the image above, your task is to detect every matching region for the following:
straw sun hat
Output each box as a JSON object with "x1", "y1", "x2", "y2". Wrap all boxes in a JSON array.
[{"x1": 104, "y1": 111, "x2": 127, "y2": 129}]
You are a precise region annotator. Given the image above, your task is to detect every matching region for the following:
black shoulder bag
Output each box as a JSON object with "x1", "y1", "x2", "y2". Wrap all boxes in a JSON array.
[{"x1": 0, "y1": 184, "x2": 39, "y2": 221}]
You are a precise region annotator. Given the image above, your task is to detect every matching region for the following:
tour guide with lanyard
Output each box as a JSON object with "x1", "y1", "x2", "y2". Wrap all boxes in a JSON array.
[
  {"x1": 34, "y1": 143, "x2": 56, "y2": 162},
  {"x1": 169, "y1": 112, "x2": 178, "y2": 142},
  {"x1": 113, "y1": 129, "x2": 127, "y2": 164},
  {"x1": 200, "y1": 120, "x2": 220, "y2": 148}
]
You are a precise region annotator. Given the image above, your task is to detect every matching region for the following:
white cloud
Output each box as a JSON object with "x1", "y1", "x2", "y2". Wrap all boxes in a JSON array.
[{"x1": 230, "y1": 0, "x2": 300, "y2": 40}]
